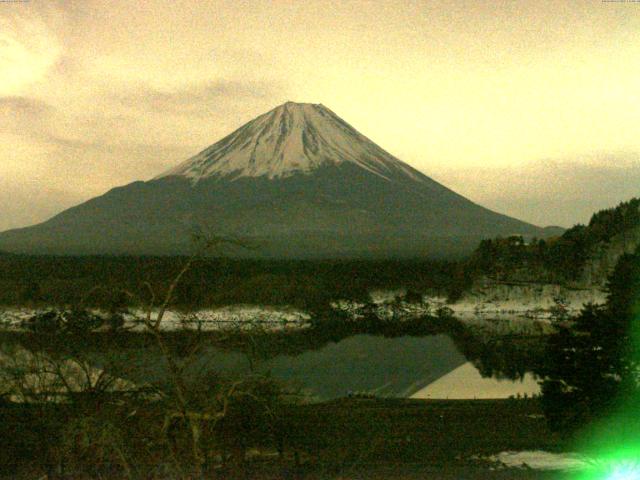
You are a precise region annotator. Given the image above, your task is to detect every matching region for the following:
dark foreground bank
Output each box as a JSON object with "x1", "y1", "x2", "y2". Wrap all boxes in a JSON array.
[{"x1": 1, "y1": 397, "x2": 569, "y2": 479}]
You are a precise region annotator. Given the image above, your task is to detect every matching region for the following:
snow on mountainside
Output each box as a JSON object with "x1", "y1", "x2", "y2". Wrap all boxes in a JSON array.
[{"x1": 156, "y1": 102, "x2": 425, "y2": 184}]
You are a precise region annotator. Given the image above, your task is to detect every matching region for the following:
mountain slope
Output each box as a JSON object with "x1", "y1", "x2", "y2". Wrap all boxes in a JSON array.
[
  {"x1": 0, "y1": 102, "x2": 552, "y2": 258},
  {"x1": 156, "y1": 101, "x2": 429, "y2": 183}
]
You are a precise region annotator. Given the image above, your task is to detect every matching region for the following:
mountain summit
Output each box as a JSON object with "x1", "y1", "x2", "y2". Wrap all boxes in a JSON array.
[
  {"x1": 0, "y1": 102, "x2": 554, "y2": 257},
  {"x1": 157, "y1": 102, "x2": 425, "y2": 183}
]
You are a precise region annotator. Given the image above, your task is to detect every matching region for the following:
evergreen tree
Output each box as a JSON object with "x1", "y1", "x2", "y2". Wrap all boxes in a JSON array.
[{"x1": 539, "y1": 248, "x2": 640, "y2": 433}]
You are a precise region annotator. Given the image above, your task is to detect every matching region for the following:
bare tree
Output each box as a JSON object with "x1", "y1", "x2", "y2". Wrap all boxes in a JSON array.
[
  {"x1": 0, "y1": 233, "x2": 298, "y2": 479},
  {"x1": 120, "y1": 233, "x2": 291, "y2": 478}
]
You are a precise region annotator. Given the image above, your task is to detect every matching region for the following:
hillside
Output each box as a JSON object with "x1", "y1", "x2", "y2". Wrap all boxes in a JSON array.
[
  {"x1": 464, "y1": 198, "x2": 640, "y2": 286},
  {"x1": 451, "y1": 198, "x2": 640, "y2": 312}
]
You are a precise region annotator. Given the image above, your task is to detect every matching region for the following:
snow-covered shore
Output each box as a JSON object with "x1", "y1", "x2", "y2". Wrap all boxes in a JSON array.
[
  {"x1": 0, "y1": 305, "x2": 311, "y2": 332},
  {"x1": 0, "y1": 280, "x2": 608, "y2": 335}
]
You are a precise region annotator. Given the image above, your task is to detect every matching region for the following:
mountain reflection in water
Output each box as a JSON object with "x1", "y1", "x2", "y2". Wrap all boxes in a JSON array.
[{"x1": 0, "y1": 318, "x2": 547, "y2": 401}]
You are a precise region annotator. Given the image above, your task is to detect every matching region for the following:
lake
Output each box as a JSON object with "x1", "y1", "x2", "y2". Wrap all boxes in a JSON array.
[{"x1": 0, "y1": 317, "x2": 545, "y2": 402}]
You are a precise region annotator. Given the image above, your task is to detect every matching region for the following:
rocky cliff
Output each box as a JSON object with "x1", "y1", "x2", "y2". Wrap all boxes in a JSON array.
[{"x1": 455, "y1": 223, "x2": 640, "y2": 317}]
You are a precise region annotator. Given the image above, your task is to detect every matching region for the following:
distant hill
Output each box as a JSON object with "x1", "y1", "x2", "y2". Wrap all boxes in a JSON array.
[
  {"x1": 540, "y1": 226, "x2": 566, "y2": 238},
  {"x1": 463, "y1": 197, "x2": 640, "y2": 287},
  {"x1": 0, "y1": 102, "x2": 554, "y2": 259}
]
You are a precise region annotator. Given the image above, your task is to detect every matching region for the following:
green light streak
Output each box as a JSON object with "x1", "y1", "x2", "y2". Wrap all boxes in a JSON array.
[
  {"x1": 569, "y1": 457, "x2": 640, "y2": 480},
  {"x1": 562, "y1": 303, "x2": 640, "y2": 480}
]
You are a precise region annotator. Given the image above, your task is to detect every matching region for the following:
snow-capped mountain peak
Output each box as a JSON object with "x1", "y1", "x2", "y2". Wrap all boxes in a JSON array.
[
  {"x1": 156, "y1": 102, "x2": 424, "y2": 183},
  {"x1": 0, "y1": 102, "x2": 548, "y2": 257}
]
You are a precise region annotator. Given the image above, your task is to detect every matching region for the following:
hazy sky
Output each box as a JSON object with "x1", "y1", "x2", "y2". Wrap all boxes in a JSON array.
[{"x1": 2, "y1": 0, "x2": 640, "y2": 231}]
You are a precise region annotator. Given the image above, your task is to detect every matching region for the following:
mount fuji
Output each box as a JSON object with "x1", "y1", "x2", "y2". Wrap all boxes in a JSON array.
[{"x1": 0, "y1": 102, "x2": 556, "y2": 258}]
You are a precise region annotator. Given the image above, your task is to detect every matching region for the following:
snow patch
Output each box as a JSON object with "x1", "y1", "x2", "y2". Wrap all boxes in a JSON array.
[
  {"x1": 126, "y1": 305, "x2": 311, "y2": 331},
  {"x1": 0, "y1": 306, "x2": 311, "y2": 332},
  {"x1": 155, "y1": 102, "x2": 426, "y2": 185},
  {"x1": 488, "y1": 451, "x2": 588, "y2": 471}
]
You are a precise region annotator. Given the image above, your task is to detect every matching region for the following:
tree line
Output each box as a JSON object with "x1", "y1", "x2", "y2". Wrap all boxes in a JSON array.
[
  {"x1": 0, "y1": 255, "x2": 466, "y2": 310},
  {"x1": 464, "y1": 198, "x2": 640, "y2": 283}
]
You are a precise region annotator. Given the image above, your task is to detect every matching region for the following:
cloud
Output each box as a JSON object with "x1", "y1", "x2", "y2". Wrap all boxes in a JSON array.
[
  {"x1": 0, "y1": 95, "x2": 52, "y2": 114},
  {"x1": 0, "y1": 12, "x2": 62, "y2": 95},
  {"x1": 114, "y1": 79, "x2": 283, "y2": 117},
  {"x1": 430, "y1": 154, "x2": 640, "y2": 227},
  {"x1": 0, "y1": 77, "x2": 286, "y2": 202},
  {"x1": 0, "y1": 95, "x2": 58, "y2": 142}
]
